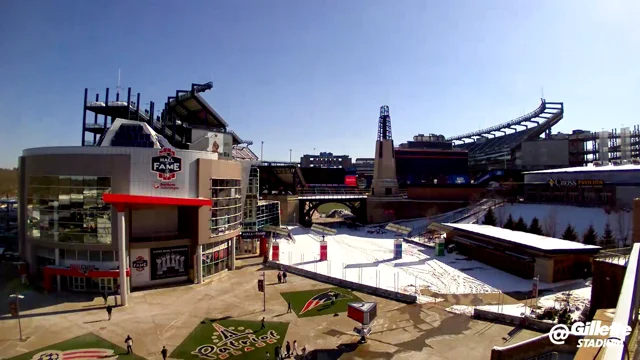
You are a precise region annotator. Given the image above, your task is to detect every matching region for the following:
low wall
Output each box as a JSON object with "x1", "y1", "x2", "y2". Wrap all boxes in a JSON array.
[
  {"x1": 473, "y1": 308, "x2": 555, "y2": 332},
  {"x1": 490, "y1": 332, "x2": 579, "y2": 360},
  {"x1": 267, "y1": 261, "x2": 417, "y2": 304}
]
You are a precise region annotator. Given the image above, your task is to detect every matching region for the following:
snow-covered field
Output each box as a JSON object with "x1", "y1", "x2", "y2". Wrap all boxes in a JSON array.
[
  {"x1": 276, "y1": 226, "x2": 587, "y2": 303},
  {"x1": 497, "y1": 203, "x2": 632, "y2": 243}
]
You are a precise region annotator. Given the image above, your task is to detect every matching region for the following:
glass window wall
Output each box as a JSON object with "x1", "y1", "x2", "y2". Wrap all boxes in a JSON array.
[
  {"x1": 210, "y1": 179, "x2": 243, "y2": 236},
  {"x1": 202, "y1": 240, "x2": 231, "y2": 277},
  {"x1": 27, "y1": 176, "x2": 112, "y2": 244}
]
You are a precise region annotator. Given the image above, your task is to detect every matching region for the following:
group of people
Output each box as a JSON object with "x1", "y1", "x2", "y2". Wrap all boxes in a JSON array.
[
  {"x1": 277, "y1": 270, "x2": 288, "y2": 283},
  {"x1": 270, "y1": 340, "x2": 307, "y2": 359},
  {"x1": 121, "y1": 335, "x2": 169, "y2": 360}
]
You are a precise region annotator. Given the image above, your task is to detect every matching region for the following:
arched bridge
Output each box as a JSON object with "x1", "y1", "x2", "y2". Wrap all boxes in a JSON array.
[{"x1": 297, "y1": 188, "x2": 368, "y2": 227}]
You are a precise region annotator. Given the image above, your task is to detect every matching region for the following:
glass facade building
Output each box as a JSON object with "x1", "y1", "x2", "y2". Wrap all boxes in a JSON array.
[
  {"x1": 26, "y1": 175, "x2": 112, "y2": 244},
  {"x1": 242, "y1": 167, "x2": 280, "y2": 231},
  {"x1": 210, "y1": 179, "x2": 243, "y2": 236}
]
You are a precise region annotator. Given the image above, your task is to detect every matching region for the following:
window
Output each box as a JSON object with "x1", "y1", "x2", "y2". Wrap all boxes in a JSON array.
[
  {"x1": 210, "y1": 178, "x2": 243, "y2": 236},
  {"x1": 26, "y1": 175, "x2": 112, "y2": 245},
  {"x1": 77, "y1": 250, "x2": 88, "y2": 261},
  {"x1": 102, "y1": 251, "x2": 114, "y2": 262},
  {"x1": 89, "y1": 251, "x2": 101, "y2": 262},
  {"x1": 202, "y1": 240, "x2": 231, "y2": 277}
]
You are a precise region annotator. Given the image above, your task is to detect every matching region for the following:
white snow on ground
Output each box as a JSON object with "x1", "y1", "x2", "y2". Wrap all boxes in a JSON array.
[
  {"x1": 276, "y1": 226, "x2": 584, "y2": 302},
  {"x1": 495, "y1": 203, "x2": 632, "y2": 242},
  {"x1": 446, "y1": 285, "x2": 592, "y2": 321}
]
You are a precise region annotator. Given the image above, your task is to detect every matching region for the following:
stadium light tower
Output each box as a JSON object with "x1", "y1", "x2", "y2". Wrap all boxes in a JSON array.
[{"x1": 371, "y1": 105, "x2": 399, "y2": 198}]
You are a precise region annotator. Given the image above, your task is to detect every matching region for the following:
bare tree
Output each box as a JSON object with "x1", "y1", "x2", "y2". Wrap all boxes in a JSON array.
[
  {"x1": 614, "y1": 210, "x2": 631, "y2": 246},
  {"x1": 542, "y1": 208, "x2": 559, "y2": 238}
]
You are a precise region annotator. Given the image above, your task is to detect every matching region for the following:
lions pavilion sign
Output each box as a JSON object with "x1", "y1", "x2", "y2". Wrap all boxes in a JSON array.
[{"x1": 192, "y1": 323, "x2": 281, "y2": 359}]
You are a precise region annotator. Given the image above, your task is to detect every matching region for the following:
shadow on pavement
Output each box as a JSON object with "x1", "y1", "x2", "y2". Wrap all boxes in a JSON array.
[
  {"x1": 0, "y1": 304, "x2": 108, "y2": 321},
  {"x1": 305, "y1": 342, "x2": 396, "y2": 360},
  {"x1": 0, "y1": 288, "x2": 99, "y2": 317}
]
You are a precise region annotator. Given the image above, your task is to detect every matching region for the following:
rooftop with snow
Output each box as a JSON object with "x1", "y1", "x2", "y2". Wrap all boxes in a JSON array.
[
  {"x1": 524, "y1": 163, "x2": 640, "y2": 174},
  {"x1": 440, "y1": 223, "x2": 602, "y2": 253}
]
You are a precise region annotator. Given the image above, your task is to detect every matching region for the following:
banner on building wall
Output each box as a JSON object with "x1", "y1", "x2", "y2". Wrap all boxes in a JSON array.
[
  {"x1": 241, "y1": 231, "x2": 266, "y2": 238},
  {"x1": 150, "y1": 245, "x2": 190, "y2": 280},
  {"x1": 129, "y1": 248, "x2": 151, "y2": 287}
]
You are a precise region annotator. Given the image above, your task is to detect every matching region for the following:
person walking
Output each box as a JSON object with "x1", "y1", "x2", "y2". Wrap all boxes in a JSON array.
[
  {"x1": 265, "y1": 350, "x2": 270, "y2": 359},
  {"x1": 287, "y1": 301, "x2": 292, "y2": 313},
  {"x1": 124, "y1": 335, "x2": 133, "y2": 354},
  {"x1": 102, "y1": 291, "x2": 108, "y2": 305},
  {"x1": 285, "y1": 341, "x2": 291, "y2": 358},
  {"x1": 277, "y1": 272, "x2": 282, "y2": 284},
  {"x1": 161, "y1": 346, "x2": 168, "y2": 360},
  {"x1": 282, "y1": 271, "x2": 288, "y2": 283},
  {"x1": 274, "y1": 345, "x2": 281, "y2": 360},
  {"x1": 106, "y1": 304, "x2": 113, "y2": 321},
  {"x1": 259, "y1": 317, "x2": 266, "y2": 331},
  {"x1": 293, "y1": 340, "x2": 298, "y2": 356}
]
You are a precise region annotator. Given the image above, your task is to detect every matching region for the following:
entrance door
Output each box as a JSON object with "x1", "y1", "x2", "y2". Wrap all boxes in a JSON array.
[
  {"x1": 72, "y1": 277, "x2": 86, "y2": 291},
  {"x1": 99, "y1": 278, "x2": 115, "y2": 293}
]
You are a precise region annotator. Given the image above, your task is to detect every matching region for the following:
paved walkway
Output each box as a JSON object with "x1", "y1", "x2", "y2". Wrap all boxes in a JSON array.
[{"x1": 0, "y1": 258, "x2": 542, "y2": 359}]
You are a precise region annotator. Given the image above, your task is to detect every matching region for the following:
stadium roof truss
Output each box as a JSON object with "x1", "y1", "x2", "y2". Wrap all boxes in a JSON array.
[
  {"x1": 447, "y1": 99, "x2": 564, "y2": 162},
  {"x1": 166, "y1": 83, "x2": 249, "y2": 145},
  {"x1": 447, "y1": 99, "x2": 563, "y2": 143}
]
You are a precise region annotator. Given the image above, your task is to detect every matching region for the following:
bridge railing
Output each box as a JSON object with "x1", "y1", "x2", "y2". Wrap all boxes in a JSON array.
[{"x1": 297, "y1": 187, "x2": 369, "y2": 196}]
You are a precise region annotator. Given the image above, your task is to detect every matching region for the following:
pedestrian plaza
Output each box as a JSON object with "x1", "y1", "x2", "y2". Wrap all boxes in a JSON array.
[{"x1": 0, "y1": 258, "x2": 542, "y2": 360}]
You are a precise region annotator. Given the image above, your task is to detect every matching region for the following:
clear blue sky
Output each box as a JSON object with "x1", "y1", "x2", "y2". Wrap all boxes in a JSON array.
[{"x1": 1, "y1": 0, "x2": 638, "y2": 168}]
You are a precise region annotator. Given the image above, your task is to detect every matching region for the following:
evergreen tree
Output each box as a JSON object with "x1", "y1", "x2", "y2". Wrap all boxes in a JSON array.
[
  {"x1": 561, "y1": 223, "x2": 578, "y2": 241},
  {"x1": 504, "y1": 215, "x2": 515, "y2": 230},
  {"x1": 583, "y1": 224, "x2": 598, "y2": 245},
  {"x1": 482, "y1": 207, "x2": 497, "y2": 226},
  {"x1": 528, "y1": 217, "x2": 544, "y2": 235},
  {"x1": 601, "y1": 221, "x2": 615, "y2": 247},
  {"x1": 514, "y1": 216, "x2": 528, "y2": 232}
]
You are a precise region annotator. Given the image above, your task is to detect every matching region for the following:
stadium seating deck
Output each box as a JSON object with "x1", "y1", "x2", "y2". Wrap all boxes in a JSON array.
[
  {"x1": 232, "y1": 146, "x2": 259, "y2": 161},
  {"x1": 450, "y1": 100, "x2": 564, "y2": 165}
]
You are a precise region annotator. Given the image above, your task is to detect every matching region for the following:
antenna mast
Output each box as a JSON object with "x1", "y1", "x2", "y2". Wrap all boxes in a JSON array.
[{"x1": 117, "y1": 68, "x2": 122, "y2": 97}]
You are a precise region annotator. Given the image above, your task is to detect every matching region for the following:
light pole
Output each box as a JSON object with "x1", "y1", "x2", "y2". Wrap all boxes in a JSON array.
[
  {"x1": 9, "y1": 293, "x2": 24, "y2": 341},
  {"x1": 289, "y1": 149, "x2": 292, "y2": 163}
]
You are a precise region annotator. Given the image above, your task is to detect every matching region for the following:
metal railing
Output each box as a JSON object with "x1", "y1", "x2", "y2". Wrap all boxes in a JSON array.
[
  {"x1": 297, "y1": 188, "x2": 369, "y2": 196},
  {"x1": 602, "y1": 243, "x2": 640, "y2": 359},
  {"x1": 595, "y1": 248, "x2": 633, "y2": 267}
]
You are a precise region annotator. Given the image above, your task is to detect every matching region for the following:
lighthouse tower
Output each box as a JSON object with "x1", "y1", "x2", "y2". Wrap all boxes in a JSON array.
[{"x1": 371, "y1": 105, "x2": 400, "y2": 197}]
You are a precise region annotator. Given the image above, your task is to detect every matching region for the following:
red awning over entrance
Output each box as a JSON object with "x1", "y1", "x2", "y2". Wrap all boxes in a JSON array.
[
  {"x1": 42, "y1": 266, "x2": 131, "y2": 291},
  {"x1": 102, "y1": 193, "x2": 211, "y2": 210}
]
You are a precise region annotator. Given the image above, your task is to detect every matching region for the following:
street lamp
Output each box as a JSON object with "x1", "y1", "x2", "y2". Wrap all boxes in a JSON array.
[
  {"x1": 9, "y1": 293, "x2": 24, "y2": 341},
  {"x1": 289, "y1": 149, "x2": 292, "y2": 163}
]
